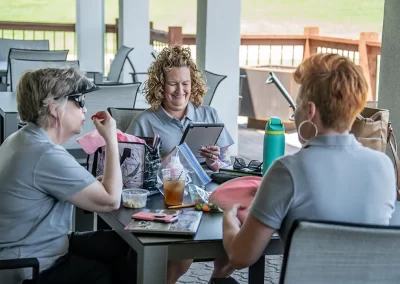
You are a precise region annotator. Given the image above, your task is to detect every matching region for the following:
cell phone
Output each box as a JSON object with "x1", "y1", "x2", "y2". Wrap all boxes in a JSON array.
[{"x1": 132, "y1": 210, "x2": 180, "y2": 223}]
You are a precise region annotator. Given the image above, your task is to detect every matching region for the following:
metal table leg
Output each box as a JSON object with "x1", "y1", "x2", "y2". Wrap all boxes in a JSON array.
[
  {"x1": 137, "y1": 245, "x2": 168, "y2": 284},
  {"x1": 248, "y1": 256, "x2": 265, "y2": 284}
]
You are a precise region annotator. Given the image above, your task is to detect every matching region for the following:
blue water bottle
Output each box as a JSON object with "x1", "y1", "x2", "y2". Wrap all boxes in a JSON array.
[{"x1": 262, "y1": 116, "x2": 285, "y2": 175}]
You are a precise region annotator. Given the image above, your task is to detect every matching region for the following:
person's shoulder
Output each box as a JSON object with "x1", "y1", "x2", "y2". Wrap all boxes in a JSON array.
[
  {"x1": 196, "y1": 104, "x2": 218, "y2": 117},
  {"x1": 131, "y1": 108, "x2": 154, "y2": 122},
  {"x1": 357, "y1": 145, "x2": 394, "y2": 168}
]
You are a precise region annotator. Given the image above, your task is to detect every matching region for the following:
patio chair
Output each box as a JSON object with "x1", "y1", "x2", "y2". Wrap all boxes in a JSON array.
[
  {"x1": 0, "y1": 257, "x2": 39, "y2": 284},
  {"x1": 92, "y1": 82, "x2": 142, "y2": 111},
  {"x1": 107, "y1": 107, "x2": 145, "y2": 132},
  {"x1": 6, "y1": 48, "x2": 69, "y2": 86},
  {"x1": 279, "y1": 220, "x2": 400, "y2": 284},
  {"x1": 0, "y1": 39, "x2": 49, "y2": 61},
  {"x1": 203, "y1": 70, "x2": 227, "y2": 106},
  {"x1": 129, "y1": 45, "x2": 157, "y2": 84},
  {"x1": 9, "y1": 59, "x2": 79, "y2": 91},
  {"x1": 88, "y1": 45, "x2": 134, "y2": 84}
]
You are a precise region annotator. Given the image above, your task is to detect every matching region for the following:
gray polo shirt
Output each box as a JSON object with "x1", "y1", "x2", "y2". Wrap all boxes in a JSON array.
[
  {"x1": 250, "y1": 134, "x2": 396, "y2": 242},
  {"x1": 0, "y1": 122, "x2": 96, "y2": 283},
  {"x1": 126, "y1": 102, "x2": 234, "y2": 157}
]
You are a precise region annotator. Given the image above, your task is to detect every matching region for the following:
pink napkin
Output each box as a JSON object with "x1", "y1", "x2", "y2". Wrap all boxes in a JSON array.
[
  {"x1": 77, "y1": 129, "x2": 146, "y2": 154},
  {"x1": 209, "y1": 176, "x2": 262, "y2": 223}
]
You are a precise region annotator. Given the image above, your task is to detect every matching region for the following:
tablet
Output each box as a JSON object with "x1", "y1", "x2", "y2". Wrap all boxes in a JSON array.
[{"x1": 179, "y1": 123, "x2": 224, "y2": 158}]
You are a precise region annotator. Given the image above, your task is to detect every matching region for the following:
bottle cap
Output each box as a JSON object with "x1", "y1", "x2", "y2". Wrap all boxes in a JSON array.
[{"x1": 266, "y1": 116, "x2": 285, "y2": 134}]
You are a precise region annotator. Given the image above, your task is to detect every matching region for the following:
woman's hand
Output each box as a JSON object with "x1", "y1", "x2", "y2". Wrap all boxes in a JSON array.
[
  {"x1": 92, "y1": 111, "x2": 117, "y2": 144},
  {"x1": 200, "y1": 145, "x2": 220, "y2": 164},
  {"x1": 224, "y1": 203, "x2": 246, "y2": 228}
]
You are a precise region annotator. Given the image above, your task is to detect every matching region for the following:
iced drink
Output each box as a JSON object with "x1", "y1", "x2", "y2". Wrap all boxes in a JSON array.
[{"x1": 162, "y1": 169, "x2": 186, "y2": 205}]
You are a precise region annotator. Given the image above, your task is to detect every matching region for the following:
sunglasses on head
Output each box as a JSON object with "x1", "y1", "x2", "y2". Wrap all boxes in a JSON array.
[
  {"x1": 60, "y1": 85, "x2": 99, "y2": 108},
  {"x1": 233, "y1": 158, "x2": 263, "y2": 172}
]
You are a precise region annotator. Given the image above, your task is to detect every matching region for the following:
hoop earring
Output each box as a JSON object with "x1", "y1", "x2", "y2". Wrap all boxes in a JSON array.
[{"x1": 298, "y1": 120, "x2": 318, "y2": 142}]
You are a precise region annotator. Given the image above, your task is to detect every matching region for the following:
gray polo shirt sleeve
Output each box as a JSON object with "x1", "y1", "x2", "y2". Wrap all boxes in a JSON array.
[
  {"x1": 249, "y1": 159, "x2": 294, "y2": 229},
  {"x1": 126, "y1": 119, "x2": 146, "y2": 137},
  {"x1": 210, "y1": 108, "x2": 234, "y2": 148},
  {"x1": 34, "y1": 146, "x2": 96, "y2": 201}
]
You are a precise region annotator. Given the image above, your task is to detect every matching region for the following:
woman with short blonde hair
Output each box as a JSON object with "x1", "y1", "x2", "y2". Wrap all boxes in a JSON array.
[{"x1": 0, "y1": 67, "x2": 137, "y2": 284}]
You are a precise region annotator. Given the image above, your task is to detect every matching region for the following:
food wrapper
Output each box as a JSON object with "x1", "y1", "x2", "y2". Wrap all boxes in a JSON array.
[{"x1": 188, "y1": 184, "x2": 222, "y2": 213}]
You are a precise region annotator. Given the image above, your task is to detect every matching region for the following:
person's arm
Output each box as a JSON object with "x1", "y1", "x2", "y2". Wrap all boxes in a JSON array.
[
  {"x1": 223, "y1": 206, "x2": 276, "y2": 269},
  {"x1": 222, "y1": 160, "x2": 294, "y2": 269},
  {"x1": 68, "y1": 111, "x2": 122, "y2": 212}
]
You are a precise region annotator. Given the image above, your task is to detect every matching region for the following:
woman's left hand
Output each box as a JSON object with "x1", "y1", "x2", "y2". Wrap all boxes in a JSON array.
[
  {"x1": 224, "y1": 203, "x2": 246, "y2": 228},
  {"x1": 200, "y1": 145, "x2": 220, "y2": 163}
]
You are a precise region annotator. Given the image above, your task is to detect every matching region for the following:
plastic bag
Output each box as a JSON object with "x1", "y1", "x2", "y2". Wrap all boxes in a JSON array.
[
  {"x1": 188, "y1": 184, "x2": 222, "y2": 213},
  {"x1": 159, "y1": 142, "x2": 211, "y2": 187}
]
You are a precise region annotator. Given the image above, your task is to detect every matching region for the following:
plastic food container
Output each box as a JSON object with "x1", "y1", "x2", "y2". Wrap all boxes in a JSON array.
[{"x1": 122, "y1": 189, "x2": 149, "y2": 208}]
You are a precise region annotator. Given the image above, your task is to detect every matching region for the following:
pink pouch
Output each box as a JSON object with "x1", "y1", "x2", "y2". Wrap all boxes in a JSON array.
[
  {"x1": 209, "y1": 176, "x2": 262, "y2": 223},
  {"x1": 77, "y1": 129, "x2": 146, "y2": 154}
]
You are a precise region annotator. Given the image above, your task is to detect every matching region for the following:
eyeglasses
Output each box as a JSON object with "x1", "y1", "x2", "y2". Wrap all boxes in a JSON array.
[
  {"x1": 67, "y1": 94, "x2": 86, "y2": 108},
  {"x1": 57, "y1": 85, "x2": 99, "y2": 108},
  {"x1": 233, "y1": 158, "x2": 263, "y2": 172}
]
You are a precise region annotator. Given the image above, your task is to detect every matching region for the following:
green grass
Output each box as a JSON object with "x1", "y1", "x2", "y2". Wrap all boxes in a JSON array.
[{"x1": 0, "y1": 0, "x2": 385, "y2": 33}]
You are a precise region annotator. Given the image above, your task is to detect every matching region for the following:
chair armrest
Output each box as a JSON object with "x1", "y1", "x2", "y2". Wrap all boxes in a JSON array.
[
  {"x1": 0, "y1": 258, "x2": 40, "y2": 281},
  {"x1": 96, "y1": 82, "x2": 125, "y2": 86},
  {"x1": 130, "y1": 72, "x2": 149, "y2": 75},
  {"x1": 85, "y1": 71, "x2": 105, "y2": 84},
  {"x1": 130, "y1": 72, "x2": 148, "y2": 83}
]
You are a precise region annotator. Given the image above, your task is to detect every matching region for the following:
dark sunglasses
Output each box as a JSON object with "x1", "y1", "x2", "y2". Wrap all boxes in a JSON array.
[
  {"x1": 58, "y1": 85, "x2": 99, "y2": 108},
  {"x1": 233, "y1": 158, "x2": 263, "y2": 172},
  {"x1": 67, "y1": 94, "x2": 86, "y2": 108}
]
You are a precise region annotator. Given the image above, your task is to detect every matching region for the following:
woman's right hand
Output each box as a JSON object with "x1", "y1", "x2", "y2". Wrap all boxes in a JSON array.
[{"x1": 92, "y1": 111, "x2": 117, "y2": 144}]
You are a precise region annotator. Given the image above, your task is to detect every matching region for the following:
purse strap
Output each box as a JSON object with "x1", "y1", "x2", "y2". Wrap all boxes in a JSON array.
[{"x1": 387, "y1": 122, "x2": 400, "y2": 200}]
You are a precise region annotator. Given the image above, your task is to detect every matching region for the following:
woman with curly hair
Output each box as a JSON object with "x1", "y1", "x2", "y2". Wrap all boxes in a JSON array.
[{"x1": 126, "y1": 45, "x2": 234, "y2": 172}]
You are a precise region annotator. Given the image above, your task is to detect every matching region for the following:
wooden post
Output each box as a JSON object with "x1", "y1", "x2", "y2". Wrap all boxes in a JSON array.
[
  {"x1": 149, "y1": 21, "x2": 154, "y2": 45},
  {"x1": 115, "y1": 18, "x2": 119, "y2": 50},
  {"x1": 358, "y1": 32, "x2": 379, "y2": 101},
  {"x1": 168, "y1": 26, "x2": 183, "y2": 45},
  {"x1": 303, "y1": 27, "x2": 319, "y2": 60}
]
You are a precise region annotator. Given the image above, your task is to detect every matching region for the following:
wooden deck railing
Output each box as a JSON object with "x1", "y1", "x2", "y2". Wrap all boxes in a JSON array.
[
  {"x1": 0, "y1": 20, "x2": 381, "y2": 100},
  {"x1": 161, "y1": 25, "x2": 381, "y2": 101}
]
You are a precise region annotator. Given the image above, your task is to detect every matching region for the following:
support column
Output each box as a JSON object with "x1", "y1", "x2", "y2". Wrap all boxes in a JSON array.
[
  {"x1": 119, "y1": 0, "x2": 150, "y2": 83},
  {"x1": 196, "y1": 0, "x2": 241, "y2": 155},
  {"x1": 378, "y1": 0, "x2": 400, "y2": 137},
  {"x1": 76, "y1": 0, "x2": 104, "y2": 73}
]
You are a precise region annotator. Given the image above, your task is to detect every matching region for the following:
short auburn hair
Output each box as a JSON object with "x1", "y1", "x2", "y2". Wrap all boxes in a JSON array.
[{"x1": 293, "y1": 53, "x2": 368, "y2": 132}]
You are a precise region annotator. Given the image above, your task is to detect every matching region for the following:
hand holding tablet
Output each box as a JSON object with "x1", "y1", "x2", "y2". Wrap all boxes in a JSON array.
[
  {"x1": 199, "y1": 145, "x2": 220, "y2": 162},
  {"x1": 179, "y1": 123, "x2": 224, "y2": 158}
]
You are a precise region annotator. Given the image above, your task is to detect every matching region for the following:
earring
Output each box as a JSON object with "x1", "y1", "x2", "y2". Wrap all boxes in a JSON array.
[{"x1": 298, "y1": 120, "x2": 318, "y2": 142}]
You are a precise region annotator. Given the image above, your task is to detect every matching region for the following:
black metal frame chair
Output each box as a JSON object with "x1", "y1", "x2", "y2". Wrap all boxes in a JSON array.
[{"x1": 0, "y1": 258, "x2": 40, "y2": 284}]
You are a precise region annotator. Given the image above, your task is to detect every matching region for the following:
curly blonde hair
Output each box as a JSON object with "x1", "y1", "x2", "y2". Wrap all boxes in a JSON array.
[{"x1": 143, "y1": 45, "x2": 207, "y2": 111}]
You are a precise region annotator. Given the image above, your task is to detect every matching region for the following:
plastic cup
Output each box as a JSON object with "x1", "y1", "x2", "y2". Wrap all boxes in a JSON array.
[
  {"x1": 121, "y1": 189, "x2": 149, "y2": 208},
  {"x1": 162, "y1": 168, "x2": 186, "y2": 206}
]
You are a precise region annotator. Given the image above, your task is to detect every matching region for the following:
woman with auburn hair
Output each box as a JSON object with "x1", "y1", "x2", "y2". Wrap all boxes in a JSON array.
[
  {"x1": 222, "y1": 53, "x2": 396, "y2": 270},
  {"x1": 127, "y1": 45, "x2": 234, "y2": 172}
]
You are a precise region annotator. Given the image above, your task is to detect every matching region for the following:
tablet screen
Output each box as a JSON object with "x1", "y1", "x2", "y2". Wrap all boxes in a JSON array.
[{"x1": 179, "y1": 123, "x2": 224, "y2": 158}]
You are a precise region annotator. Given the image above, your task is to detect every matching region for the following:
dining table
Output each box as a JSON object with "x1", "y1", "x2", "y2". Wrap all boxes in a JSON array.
[{"x1": 98, "y1": 182, "x2": 283, "y2": 284}]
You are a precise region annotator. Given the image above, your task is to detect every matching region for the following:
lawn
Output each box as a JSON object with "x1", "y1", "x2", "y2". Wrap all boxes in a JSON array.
[{"x1": 0, "y1": 0, "x2": 385, "y2": 33}]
